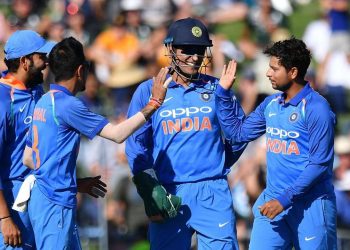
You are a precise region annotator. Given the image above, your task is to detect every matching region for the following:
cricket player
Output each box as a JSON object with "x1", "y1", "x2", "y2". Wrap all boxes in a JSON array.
[
  {"x1": 0, "y1": 30, "x2": 107, "y2": 249},
  {"x1": 22, "y1": 37, "x2": 173, "y2": 249},
  {"x1": 216, "y1": 38, "x2": 337, "y2": 249},
  {"x1": 0, "y1": 30, "x2": 55, "y2": 249},
  {"x1": 125, "y1": 17, "x2": 246, "y2": 249}
]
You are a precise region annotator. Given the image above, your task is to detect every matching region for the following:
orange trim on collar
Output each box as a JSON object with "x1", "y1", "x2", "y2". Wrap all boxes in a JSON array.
[{"x1": 0, "y1": 73, "x2": 27, "y2": 90}]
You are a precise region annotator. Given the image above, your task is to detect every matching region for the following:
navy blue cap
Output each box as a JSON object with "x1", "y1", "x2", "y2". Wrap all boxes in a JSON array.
[
  {"x1": 4, "y1": 30, "x2": 56, "y2": 60},
  {"x1": 164, "y1": 17, "x2": 212, "y2": 47}
]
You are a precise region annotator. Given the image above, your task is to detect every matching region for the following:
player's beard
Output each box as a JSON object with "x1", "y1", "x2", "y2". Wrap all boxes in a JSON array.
[
  {"x1": 273, "y1": 80, "x2": 292, "y2": 92},
  {"x1": 27, "y1": 64, "x2": 44, "y2": 88}
]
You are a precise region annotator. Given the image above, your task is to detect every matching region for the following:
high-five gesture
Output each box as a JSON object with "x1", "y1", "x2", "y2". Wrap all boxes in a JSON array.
[
  {"x1": 151, "y1": 67, "x2": 171, "y2": 102},
  {"x1": 219, "y1": 60, "x2": 237, "y2": 90}
]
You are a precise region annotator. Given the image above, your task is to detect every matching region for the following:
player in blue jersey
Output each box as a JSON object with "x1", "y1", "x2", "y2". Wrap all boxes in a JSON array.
[
  {"x1": 0, "y1": 30, "x2": 56, "y2": 249},
  {"x1": 21, "y1": 37, "x2": 172, "y2": 249},
  {"x1": 126, "y1": 17, "x2": 246, "y2": 250},
  {"x1": 0, "y1": 31, "x2": 107, "y2": 249},
  {"x1": 216, "y1": 38, "x2": 337, "y2": 249}
]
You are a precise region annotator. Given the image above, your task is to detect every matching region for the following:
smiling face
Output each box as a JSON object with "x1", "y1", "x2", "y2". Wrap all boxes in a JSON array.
[
  {"x1": 266, "y1": 56, "x2": 294, "y2": 92},
  {"x1": 172, "y1": 45, "x2": 206, "y2": 76}
]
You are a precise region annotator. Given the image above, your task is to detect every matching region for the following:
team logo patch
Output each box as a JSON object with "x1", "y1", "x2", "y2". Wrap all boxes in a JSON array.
[
  {"x1": 289, "y1": 112, "x2": 298, "y2": 122},
  {"x1": 201, "y1": 92, "x2": 211, "y2": 101},
  {"x1": 192, "y1": 26, "x2": 202, "y2": 38}
]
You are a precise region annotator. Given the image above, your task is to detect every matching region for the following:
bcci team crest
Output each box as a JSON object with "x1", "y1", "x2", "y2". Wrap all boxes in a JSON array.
[
  {"x1": 289, "y1": 112, "x2": 299, "y2": 122},
  {"x1": 201, "y1": 92, "x2": 211, "y2": 102},
  {"x1": 192, "y1": 26, "x2": 202, "y2": 38}
]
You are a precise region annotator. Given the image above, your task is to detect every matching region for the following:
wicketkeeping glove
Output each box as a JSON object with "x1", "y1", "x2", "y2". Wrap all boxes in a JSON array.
[{"x1": 132, "y1": 169, "x2": 181, "y2": 221}]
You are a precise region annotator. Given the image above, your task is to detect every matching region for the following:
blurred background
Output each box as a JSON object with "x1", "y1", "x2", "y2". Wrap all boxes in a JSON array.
[{"x1": 0, "y1": 0, "x2": 350, "y2": 249}]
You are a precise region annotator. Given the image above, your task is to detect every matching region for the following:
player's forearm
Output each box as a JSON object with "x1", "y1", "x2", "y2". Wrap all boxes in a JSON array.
[
  {"x1": 0, "y1": 191, "x2": 11, "y2": 218},
  {"x1": 276, "y1": 164, "x2": 329, "y2": 209},
  {"x1": 101, "y1": 102, "x2": 159, "y2": 144}
]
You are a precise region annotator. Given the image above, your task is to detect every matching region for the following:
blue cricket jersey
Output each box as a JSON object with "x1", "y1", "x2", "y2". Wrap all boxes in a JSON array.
[
  {"x1": 126, "y1": 75, "x2": 246, "y2": 184},
  {"x1": 216, "y1": 83, "x2": 336, "y2": 208},
  {"x1": 27, "y1": 84, "x2": 108, "y2": 208},
  {"x1": 0, "y1": 73, "x2": 43, "y2": 189}
]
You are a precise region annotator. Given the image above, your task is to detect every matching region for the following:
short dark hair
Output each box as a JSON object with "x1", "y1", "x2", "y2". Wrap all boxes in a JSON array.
[
  {"x1": 4, "y1": 58, "x2": 20, "y2": 73},
  {"x1": 263, "y1": 37, "x2": 311, "y2": 79},
  {"x1": 4, "y1": 53, "x2": 34, "y2": 73},
  {"x1": 49, "y1": 37, "x2": 85, "y2": 82}
]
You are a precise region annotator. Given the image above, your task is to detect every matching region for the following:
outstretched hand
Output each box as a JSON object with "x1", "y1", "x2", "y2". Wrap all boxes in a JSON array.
[
  {"x1": 219, "y1": 60, "x2": 237, "y2": 90},
  {"x1": 152, "y1": 67, "x2": 171, "y2": 102},
  {"x1": 77, "y1": 175, "x2": 107, "y2": 198}
]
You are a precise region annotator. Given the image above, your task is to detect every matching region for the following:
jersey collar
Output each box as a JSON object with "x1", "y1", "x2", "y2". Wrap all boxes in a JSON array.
[
  {"x1": 50, "y1": 84, "x2": 73, "y2": 96},
  {"x1": 0, "y1": 72, "x2": 27, "y2": 90},
  {"x1": 281, "y1": 83, "x2": 312, "y2": 106}
]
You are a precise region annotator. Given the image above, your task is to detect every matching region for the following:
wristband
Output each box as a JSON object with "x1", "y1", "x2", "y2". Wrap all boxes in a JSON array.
[
  {"x1": 150, "y1": 97, "x2": 163, "y2": 105},
  {"x1": 148, "y1": 100, "x2": 161, "y2": 110}
]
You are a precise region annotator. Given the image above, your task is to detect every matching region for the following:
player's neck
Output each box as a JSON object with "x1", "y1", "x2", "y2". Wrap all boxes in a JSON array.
[
  {"x1": 284, "y1": 80, "x2": 306, "y2": 102},
  {"x1": 57, "y1": 79, "x2": 76, "y2": 95},
  {"x1": 172, "y1": 73, "x2": 191, "y2": 88}
]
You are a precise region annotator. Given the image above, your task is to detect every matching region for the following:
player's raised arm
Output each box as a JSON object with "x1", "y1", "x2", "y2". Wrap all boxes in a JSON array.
[
  {"x1": 98, "y1": 67, "x2": 170, "y2": 143},
  {"x1": 219, "y1": 59, "x2": 237, "y2": 90}
]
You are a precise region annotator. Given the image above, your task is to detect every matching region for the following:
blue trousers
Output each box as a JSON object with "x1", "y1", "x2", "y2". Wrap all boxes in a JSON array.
[
  {"x1": 249, "y1": 191, "x2": 337, "y2": 250},
  {"x1": 28, "y1": 183, "x2": 81, "y2": 250}
]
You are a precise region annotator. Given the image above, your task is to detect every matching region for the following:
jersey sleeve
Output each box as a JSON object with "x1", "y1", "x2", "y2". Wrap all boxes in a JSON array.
[
  {"x1": 0, "y1": 110, "x2": 6, "y2": 190},
  {"x1": 215, "y1": 84, "x2": 267, "y2": 144},
  {"x1": 0, "y1": 90, "x2": 10, "y2": 190},
  {"x1": 60, "y1": 97, "x2": 109, "y2": 140},
  {"x1": 276, "y1": 98, "x2": 336, "y2": 209},
  {"x1": 125, "y1": 80, "x2": 154, "y2": 175}
]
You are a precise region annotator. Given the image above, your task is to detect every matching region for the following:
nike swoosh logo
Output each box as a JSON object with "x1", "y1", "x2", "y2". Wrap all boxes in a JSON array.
[
  {"x1": 164, "y1": 97, "x2": 173, "y2": 103},
  {"x1": 218, "y1": 222, "x2": 229, "y2": 228},
  {"x1": 19, "y1": 103, "x2": 27, "y2": 112},
  {"x1": 305, "y1": 236, "x2": 316, "y2": 241},
  {"x1": 268, "y1": 113, "x2": 276, "y2": 117}
]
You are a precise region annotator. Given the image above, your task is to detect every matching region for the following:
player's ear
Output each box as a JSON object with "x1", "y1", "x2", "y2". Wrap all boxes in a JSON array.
[
  {"x1": 76, "y1": 64, "x2": 83, "y2": 79},
  {"x1": 289, "y1": 67, "x2": 298, "y2": 80},
  {"x1": 20, "y1": 56, "x2": 29, "y2": 71}
]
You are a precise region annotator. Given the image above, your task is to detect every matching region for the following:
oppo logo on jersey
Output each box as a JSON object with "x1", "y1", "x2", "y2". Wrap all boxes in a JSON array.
[
  {"x1": 160, "y1": 106, "x2": 213, "y2": 135},
  {"x1": 160, "y1": 106, "x2": 212, "y2": 118},
  {"x1": 266, "y1": 127, "x2": 299, "y2": 139},
  {"x1": 266, "y1": 127, "x2": 300, "y2": 155}
]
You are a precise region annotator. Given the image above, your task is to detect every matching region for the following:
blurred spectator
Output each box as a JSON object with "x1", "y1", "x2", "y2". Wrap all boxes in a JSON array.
[
  {"x1": 303, "y1": 13, "x2": 331, "y2": 64},
  {"x1": 78, "y1": 72, "x2": 106, "y2": 115},
  {"x1": 87, "y1": 13, "x2": 146, "y2": 116},
  {"x1": 174, "y1": 0, "x2": 248, "y2": 24},
  {"x1": 326, "y1": 0, "x2": 350, "y2": 54},
  {"x1": 120, "y1": 0, "x2": 152, "y2": 42},
  {"x1": 240, "y1": 0, "x2": 288, "y2": 58},
  {"x1": 47, "y1": 21, "x2": 66, "y2": 42},
  {"x1": 65, "y1": 10, "x2": 90, "y2": 46},
  {"x1": 334, "y1": 171, "x2": 350, "y2": 228},
  {"x1": 237, "y1": 66, "x2": 268, "y2": 114},
  {"x1": 333, "y1": 135, "x2": 350, "y2": 250},
  {"x1": 334, "y1": 135, "x2": 350, "y2": 181},
  {"x1": 141, "y1": 0, "x2": 177, "y2": 28},
  {"x1": 317, "y1": 42, "x2": 350, "y2": 113}
]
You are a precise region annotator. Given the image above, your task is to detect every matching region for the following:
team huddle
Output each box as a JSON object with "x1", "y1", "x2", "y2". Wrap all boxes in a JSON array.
[{"x1": 0, "y1": 17, "x2": 337, "y2": 250}]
